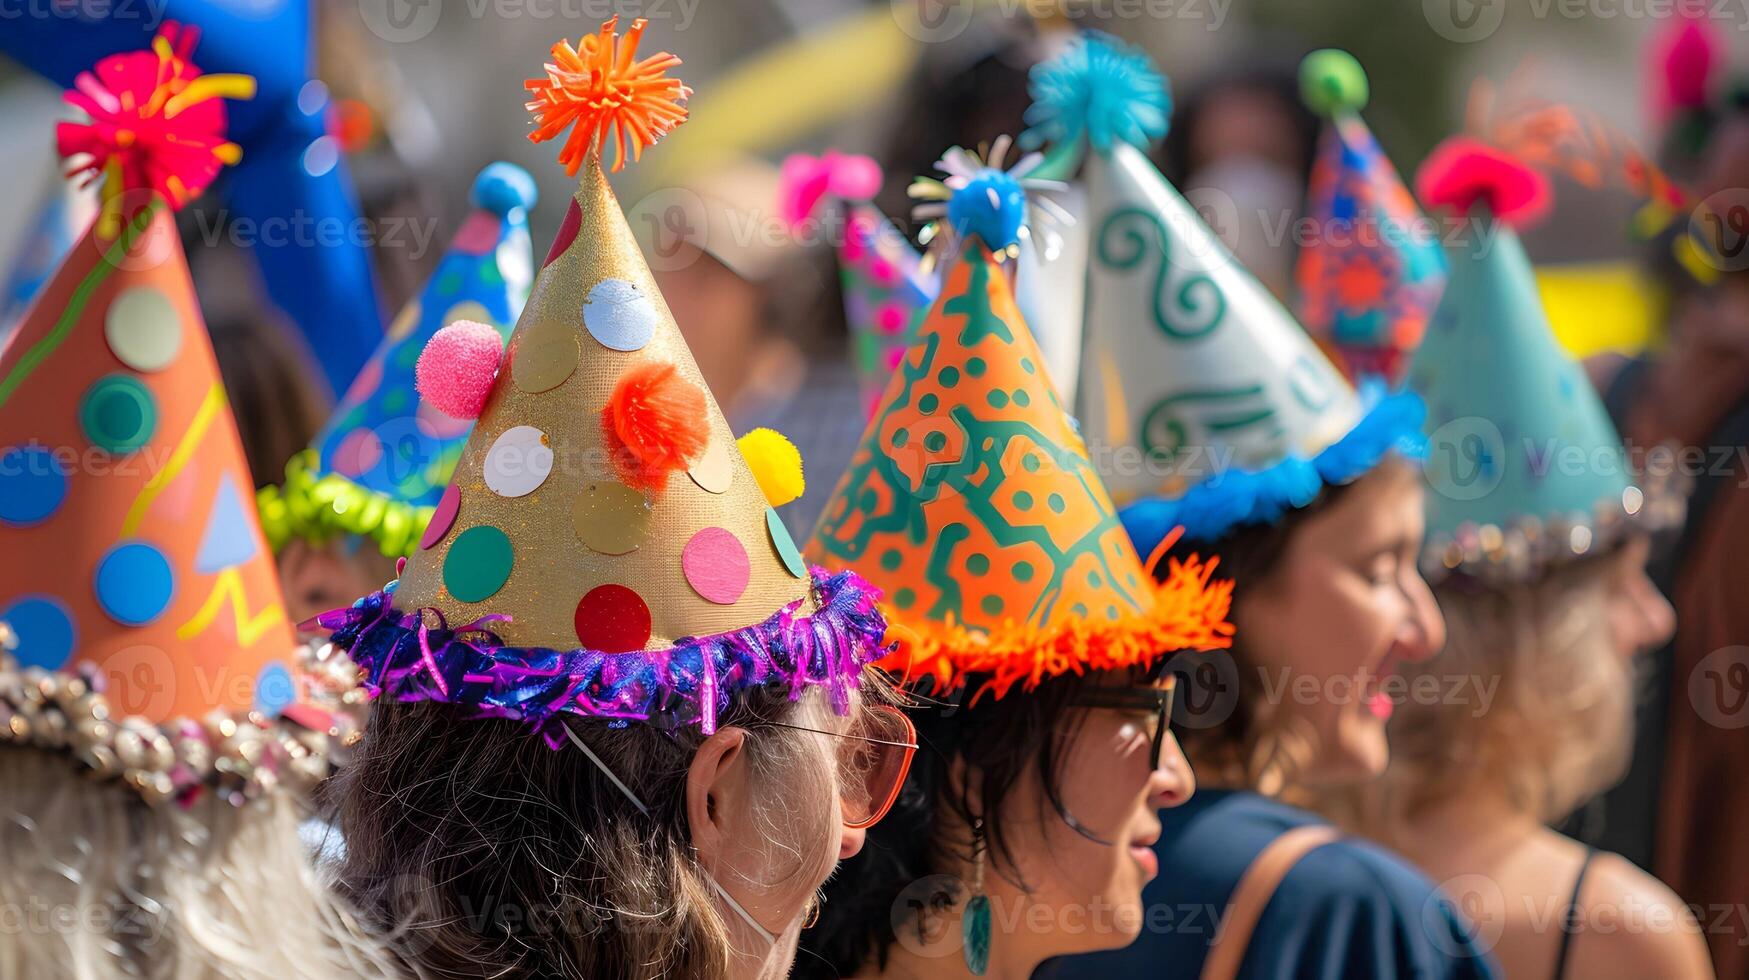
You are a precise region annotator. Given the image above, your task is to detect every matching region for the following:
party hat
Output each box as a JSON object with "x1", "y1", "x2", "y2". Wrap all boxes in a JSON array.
[
  {"x1": 1408, "y1": 140, "x2": 1676, "y2": 586},
  {"x1": 1294, "y1": 50, "x2": 1447, "y2": 385},
  {"x1": 0, "y1": 25, "x2": 348, "y2": 804},
  {"x1": 1020, "y1": 33, "x2": 1426, "y2": 556},
  {"x1": 313, "y1": 19, "x2": 891, "y2": 744},
  {"x1": 257, "y1": 162, "x2": 536, "y2": 557},
  {"x1": 1, "y1": 176, "x2": 96, "y2": 351},
  {"x1": 806, "y1": 141, "x2": 1234, "y2": 697},
  {"x1": 780, "y1": 151, "x2": 938, "y2": 417}
]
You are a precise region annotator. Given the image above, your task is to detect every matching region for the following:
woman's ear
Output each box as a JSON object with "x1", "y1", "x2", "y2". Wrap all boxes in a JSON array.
[{"x1": 687, "y1": 727, "x2": 750, "y2": 868}]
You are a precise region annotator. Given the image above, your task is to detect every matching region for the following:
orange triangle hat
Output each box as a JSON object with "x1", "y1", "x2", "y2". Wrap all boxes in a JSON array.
[
  {"x1": 806, "y1": 143, "x2": 1234, "y2": 699},
  {"x1": 312, "y1": 19, "x2": 891, "y2": 744},
  {"x1": 0, "y1": 24, "x2": 352, "y2": 806}
]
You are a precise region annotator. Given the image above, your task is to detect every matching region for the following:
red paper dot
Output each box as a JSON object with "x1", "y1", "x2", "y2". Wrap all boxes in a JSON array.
[
  {"x1": 420, "y1": 483, "x2": 461, "y2": 550},
  {"x1": 544, "y1": 198, "x2": 583, "y2": 268},
  {"x1": 574, "y1": 584, "x2": 652, "y2": 653}
]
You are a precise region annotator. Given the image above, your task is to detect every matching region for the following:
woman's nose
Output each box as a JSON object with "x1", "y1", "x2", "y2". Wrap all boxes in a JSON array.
[
  {"x1": 1149, "y1": 732, "x2": 1195, "y2": 809},
  {"x1": 1398, "y1": 570, "x2": 1447, "y2": 662}
]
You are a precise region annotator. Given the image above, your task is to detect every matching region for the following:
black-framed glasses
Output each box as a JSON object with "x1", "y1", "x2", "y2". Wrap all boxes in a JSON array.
[{"x1": 1069, "y1": 676, "x2": 1178, "y2": 771}]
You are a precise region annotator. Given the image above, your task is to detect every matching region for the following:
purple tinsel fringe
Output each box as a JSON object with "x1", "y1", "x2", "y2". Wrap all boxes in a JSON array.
[{"x1": 315, "y1": 568, "x2": 891, "y2": 747}]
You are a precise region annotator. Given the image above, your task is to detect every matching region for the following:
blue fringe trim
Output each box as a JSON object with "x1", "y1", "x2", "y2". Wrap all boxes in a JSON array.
[
  {"x1": 1120, "y1": 389, "x2": 1428, "y2": 552},
  {"x1": 314, "y1": 568, "x2": 892, "y2": 747}
]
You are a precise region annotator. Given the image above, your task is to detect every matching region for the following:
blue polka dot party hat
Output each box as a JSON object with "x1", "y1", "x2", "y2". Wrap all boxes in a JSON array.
[
  {"x1": 1294, "y1": 49, "x2": 1447, "y2": 387},
  {"x1": 1407, "y1": 139, "x2": 1678, "y2": 586},
  {"x1": 257, "y1": 162, "x2": 537, "y2": 558},
  {"x1": 0, "y1": 25, "x2": 355, "y2": 805},
  {"x1": 312, "y1": 18, "x2": 892, "y2": 744},
  {"x1": 1020, "y1": 32, "x2": 1428, "y2": 555}
]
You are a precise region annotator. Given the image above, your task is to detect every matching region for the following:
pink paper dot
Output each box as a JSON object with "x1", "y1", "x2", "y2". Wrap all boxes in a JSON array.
[
  {"x1": 876, "y1": 301, "x2": 907, "y2": 334},
  {"x1": 333, "y1": 428, "x2": 383, "y2": 478},
  {"x1": 869, "y1": 258, "x2": 898, "y2": 287},
  {"x1": 340, "y1": 356, "x2": 384, "y2": 409},
  {"x1": 451, "y1": 211, "x2": 503, "y2": 256},
  {"x1": 420, "y1": 483, "x2": 461, "y2": 550},
  {"x1": 681, "y1": 527, "x2": 751, "y2": 605}
]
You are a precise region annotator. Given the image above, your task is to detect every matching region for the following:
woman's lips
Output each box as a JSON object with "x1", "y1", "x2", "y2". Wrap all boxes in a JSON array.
[{"x1": 1129, "y1": 844, "x2": 1159, "y2": 880}]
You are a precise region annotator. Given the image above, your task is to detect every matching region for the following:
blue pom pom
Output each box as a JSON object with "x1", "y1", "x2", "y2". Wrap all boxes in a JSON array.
[
  {"x1": 947, "y1": 169, "x2": 1027, "y2": 251},
  {"x1": 471, "y1": 162, "x2": 539, "y2": 216},
  {"x1": 1023, "y1": 32, "x2": 1170, "y2": 154}
]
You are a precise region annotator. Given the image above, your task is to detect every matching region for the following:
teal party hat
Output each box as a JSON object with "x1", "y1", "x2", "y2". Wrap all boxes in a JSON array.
[
  {"x1": 1408, "y1": 139, "x2": 1669, "y2": 585},
  {"x1": 257, "y1": 163, "x2": 536, "y2": 556},
  {"x1": 1021, "y1": 32, "x2": 1426, "y2": 555}
]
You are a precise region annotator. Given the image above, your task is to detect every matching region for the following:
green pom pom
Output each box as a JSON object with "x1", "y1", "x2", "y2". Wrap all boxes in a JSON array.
[{"x1": 1301, "y1": 49, "x2": 1368, "y2": 116}]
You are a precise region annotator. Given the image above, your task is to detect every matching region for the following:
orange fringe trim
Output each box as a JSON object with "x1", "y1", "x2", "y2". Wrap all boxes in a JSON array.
[
  {"x1": 524, "y1": 16, "x2": 691, "y2": 174},
  {"x1": 880, "y1": 550, "x2": 1236, "y2": 702}
]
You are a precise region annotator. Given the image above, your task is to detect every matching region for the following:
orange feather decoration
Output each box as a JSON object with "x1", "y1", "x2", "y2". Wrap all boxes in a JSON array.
[{"x1": 524, "y1": 16, "x2": 691, "y2": 174}]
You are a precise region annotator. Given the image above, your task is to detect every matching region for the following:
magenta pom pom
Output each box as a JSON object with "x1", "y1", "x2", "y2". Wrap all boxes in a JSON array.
[
  {"x1": 416, "y1": 320, "x2": 503, "y2": 420},
  {"x1": 1414, "y1": 138, "x2": 1550, "y2": 229}
]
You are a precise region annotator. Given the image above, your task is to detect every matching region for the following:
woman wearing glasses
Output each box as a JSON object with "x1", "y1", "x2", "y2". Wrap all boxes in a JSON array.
[
  {"x1": 795, "y1": 143, "x2": 1237, "y2": 979},
  {"x1": 1031, "y1": 39, "x2": 1496, "y2": 980},
  {"x1": 318, "y1": 23, "x2": 907, "y2": 980}
]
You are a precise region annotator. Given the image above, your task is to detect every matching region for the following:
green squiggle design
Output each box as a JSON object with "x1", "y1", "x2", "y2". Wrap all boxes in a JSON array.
[
  {"x1": 0, "y1": 201, "x2": 161, "y2": 409},
  {"x1": 1095, "y1": 206, "x2": 1225, "y2": 342}
]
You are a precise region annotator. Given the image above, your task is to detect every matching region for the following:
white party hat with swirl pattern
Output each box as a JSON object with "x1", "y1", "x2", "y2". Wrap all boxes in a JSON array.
[{"x1": 1022, "y1": 33, "x2": 1426, "y2": 555}]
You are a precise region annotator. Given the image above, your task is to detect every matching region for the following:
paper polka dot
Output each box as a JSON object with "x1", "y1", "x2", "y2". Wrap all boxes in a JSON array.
[
  {"x1": 483, "y1": 425, "x2": 553, "y2": 497},
  {"x1": 80, "y1": 375, "x2": 157, "y2": 454},
  {"x1": 443, "y1": 525, "x2": 513, "y2": 602},
  {"x1": 420, "y1": 483, "x2": 461, "y2": 550},
  {"x1": 572, "y1": 482, "x2": 650, "y2": 555},
  {"x1": 451, "y1": 211, "x2": 503, "y2": 255},
  {"x1": 386, "y1": 300, "x2": 422, "y2": 341},
  {"x1": 94, "y1": 542, "x2": 175, "y2": 626},
  {"x1": 0, "y1": 446, "x2": 69, "y2": 527},
  {"x1": 687, "y1": 438, "x2": 734, "y2": 494},
  {"x1": 574, "y1": 584, "x2": 652, "y2": 653},
  {"x1": 442, "y1": 299, "x2": 492, "y2": 327},
  {"x1": 105, "y1": 285, "x2": 182, "y2": 372},
  {"x1": 682, "y1": 527, "x2": 751, "y2": 605},
  {"x1": 511, "y1": 323, "x2": 579, "y2": 393},
  {"x1": 545, "y1": 198, "x2": 582, "y2": 267},
  {"x1": 1, "y1": 596, "x2": 76, "y2": 670},
  {"x1": 253, "y1": 661, "x2": 296, "y2": 717},
  {"x1": 332, "y1": 428, "x2": 383, "y2": 478},
  {"x1": 341, "y1": 356, "x2": 385, "y2": 406},
  {"x1": 583, "y1": 278, "x2": 658, "y2": 352},
  {"x1": 766, "y1": 508, "x2": 806, "y2": 579}
]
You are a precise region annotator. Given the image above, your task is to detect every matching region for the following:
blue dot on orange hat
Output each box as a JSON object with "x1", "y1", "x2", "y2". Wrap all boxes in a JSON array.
[
  {"x1": 94, "y1": 541, "x2": 175, "y2": 626},
  {"x1": 1, "y1": 595, "x2": 77, "y2": 670},
  {"x1": 0, "y1": 445, "x2": 70, "y2": 527}
]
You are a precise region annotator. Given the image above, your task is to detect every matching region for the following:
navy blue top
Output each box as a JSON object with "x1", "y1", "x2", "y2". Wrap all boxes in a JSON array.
[{"x1": 1036, "y1": 789, "x2": 1499, "y2": 980}]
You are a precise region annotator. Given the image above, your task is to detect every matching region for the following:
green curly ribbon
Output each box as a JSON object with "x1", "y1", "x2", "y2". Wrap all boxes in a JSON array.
[
  {"x1": 256, "y1": 450, "x2": 435, "y2": 558},
  {"x1": 1095, "y1": 206, "x2": 1226, "y2": 341}
]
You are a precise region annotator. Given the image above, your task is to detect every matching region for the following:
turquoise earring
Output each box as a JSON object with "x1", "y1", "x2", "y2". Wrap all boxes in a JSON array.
[{"x1": 963, "y1": 817, "x2": 991, "y2": 976}]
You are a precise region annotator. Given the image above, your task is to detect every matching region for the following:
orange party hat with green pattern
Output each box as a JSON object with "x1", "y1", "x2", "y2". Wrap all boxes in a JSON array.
[
  {"x1": 807, "y1": 143, "x2": 1234, "y2": 697},
  {"x1": 314, "y1": 19, "x2": 891, "y2": 744},
  {"x1": 0, "y1": 26, "x2": 358, "y2": 807}
]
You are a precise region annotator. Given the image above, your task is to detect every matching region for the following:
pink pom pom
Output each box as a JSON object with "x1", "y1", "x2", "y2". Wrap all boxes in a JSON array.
[
  {"x1": 416, "y1": 320, "x2": 503, "y2": 420},
  {"x1": 778, "y1": 151, "x2": 882, "y2": 227},
  {"x1": 1652, "y1": 15, "x2": 1718, "y2": 122},
  {"x1": 1415, "y1": 138, "x2": 1550, "y2": 229},
  {"x1": 825, "y1": 152, "x2": 882, "y2": 201}
]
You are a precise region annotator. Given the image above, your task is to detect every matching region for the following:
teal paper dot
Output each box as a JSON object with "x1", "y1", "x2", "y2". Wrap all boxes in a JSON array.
[
  {"x1": 892, "y1": 428, "x2": 910, "y2": 448},
  {"x1": 1013, "y1": 389, "x2": 1031, "y2": 408},
  {"x1": 766, "y1": 508, "x2": 807, "y2": 579},
  {"x1": 986, "y1": 390, "x2": 1009, "y2": 410},
  {"x1": 1088, "y1": 571, "x2": 1103, "y2": 587},
  {"x1": 893, "y1": 587, "x2": 916, "y2": 609},
  {"x1": 1048, "y1": 493, "x2": 1066, "y2": 513},
  {"x1": 1071, "y1": 603, "x2": 1089, "y2": 617},
  {"x1": 919, "y1": 393, "x2": 939, "y2": 415},
  {"x1": 479, "y1": 263, "x2": 504, "y2": 286},
  {"x1": 980, "y1": 595, "x2": 1005, "y2": 616},
  {"x1": 437, "y1": 269, "x2": 463, "y2": 296},
  {"x1": 1020, "y1": 358, "x2": 1036, "y2": 374},
  {"x1": 1014, "y1": 491, "x2": 1033, "y2": 510},
  {"x1": 924, "y1": 431, "x2": 948, "y2": 452},
  {"x1": 1107, "y1": 606, "x2": 1121, "y2": 621},
  {"x1": 444, "y1": 525, "x2": 514, "y2": 602},
  {"x1": 80, "y1": 375, "x2": 156, "y2": 454},
  {"x1": 382, "y1": 388, "x2": 410, "y2": 413},
  {"x1": 966, "y1": 554, "x2": 990, "y2": 575},
  {"x1": 859, "y1": 488, "x2": 878, "y2": 512},
  {"x1": 938, "y1": 366, "x2": 961, "y2": 388},
  {"x1": 397, "y1": 343, "x2": 421, "y2": 369},
  {"x1": 1022, "y1": 454, "x2": 1041, "y2": 473},
  {"x1": 1013, "y1": 561, "x2": 1035, "y2": 582},
  {"x1": 881, "y1": 549, "x2": 904, "y2": 571},
  {"x1": 966, "y1": 357, "x2": 987, "y2": 377}
]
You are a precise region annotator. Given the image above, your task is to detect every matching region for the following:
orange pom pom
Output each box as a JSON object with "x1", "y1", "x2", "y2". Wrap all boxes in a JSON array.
[
  {"x1": 602, "y1": 362, "x2": 708, "y2": 492},
  {"x1": 524, "y1": 16, "x2": 691, "y2": 175}
]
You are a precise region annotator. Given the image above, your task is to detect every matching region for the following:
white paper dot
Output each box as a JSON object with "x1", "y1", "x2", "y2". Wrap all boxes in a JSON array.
[
  {"x1": 105, "y1": 286, "x2": 182, "y2": 372},
  {"x1": 583, "y1": 278, "x2": 658, "y2": 352},
  {"x1": 483, "y1": 425, "x2": 554, "y2": 497}
]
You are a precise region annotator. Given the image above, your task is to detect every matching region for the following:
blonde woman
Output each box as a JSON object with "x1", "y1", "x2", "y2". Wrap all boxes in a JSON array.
[{"x1": 1338, "y1": 137, "x2": 1711, "y2": 980}]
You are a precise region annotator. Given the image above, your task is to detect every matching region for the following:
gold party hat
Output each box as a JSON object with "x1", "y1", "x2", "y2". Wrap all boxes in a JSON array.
[{"x1": 315, "y1": 18, "x2": 890, "y2": 740}]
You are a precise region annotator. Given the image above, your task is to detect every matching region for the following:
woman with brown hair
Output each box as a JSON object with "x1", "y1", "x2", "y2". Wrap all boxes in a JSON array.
[{"x1": 319, "y1": 21, "x2": 906, "y2": 979}]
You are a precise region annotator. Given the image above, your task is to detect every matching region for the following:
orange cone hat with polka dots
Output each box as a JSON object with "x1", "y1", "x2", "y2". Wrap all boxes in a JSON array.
[
  {"x1": 0, "y1": 25, "x2": 299, "y2": 726},
  {"x1": 805, "y1": 145, "x2": 1234, "y2": 698},
  {"x1": 315, "y1": 19, "x2": 891, "y2": 743}
]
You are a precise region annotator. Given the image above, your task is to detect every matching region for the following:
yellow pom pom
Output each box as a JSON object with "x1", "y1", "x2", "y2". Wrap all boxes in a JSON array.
[{"x1": 737, "y1": 428, "x2": 805, "y2": 507}]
